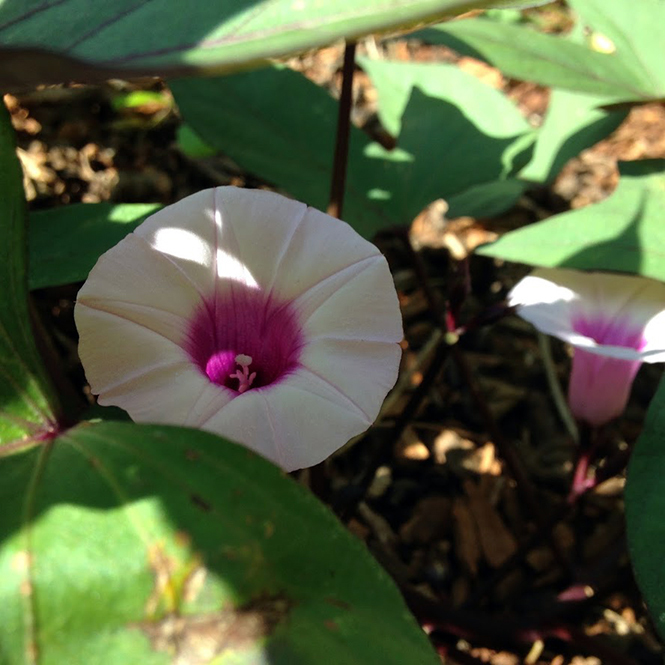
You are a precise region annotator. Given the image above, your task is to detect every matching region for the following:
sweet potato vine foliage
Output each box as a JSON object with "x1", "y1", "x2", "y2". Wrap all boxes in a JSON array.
[{"x1": 75, "y1": 186, "x2": 403, "y2": 471}]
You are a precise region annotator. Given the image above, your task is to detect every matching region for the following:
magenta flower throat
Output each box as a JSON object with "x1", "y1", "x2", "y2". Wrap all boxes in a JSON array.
[
  {"x1": 571, "y1": 313, "x2": 647, "y2": 352},
  {"x1": 186, "y1": 287, "x2": 304, "y2": 393}
]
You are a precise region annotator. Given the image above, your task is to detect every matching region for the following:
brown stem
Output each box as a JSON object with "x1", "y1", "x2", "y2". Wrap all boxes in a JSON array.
[
  {"x1": 567, "y1": 424, "x2": 603, "y2": 503},
  {"x1": 327, "y1": 41, "x2": 356, "y2": 220}
]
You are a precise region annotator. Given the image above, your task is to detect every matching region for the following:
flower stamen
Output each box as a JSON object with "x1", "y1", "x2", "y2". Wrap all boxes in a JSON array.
[{"x1": 230, "y1": 354, "x2": 257, "y2": 393}]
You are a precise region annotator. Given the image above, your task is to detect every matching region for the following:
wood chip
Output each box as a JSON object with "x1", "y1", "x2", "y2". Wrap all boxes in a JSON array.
[
  {"x1": 452, "y1": 497, "x2": 481, "y2": 577},
  {"x1": 399, "y1": 496, "x2": 452, "y2": 545},
  {"x1": 464, "y1": 479, "x2": 518, "y2": 569}
]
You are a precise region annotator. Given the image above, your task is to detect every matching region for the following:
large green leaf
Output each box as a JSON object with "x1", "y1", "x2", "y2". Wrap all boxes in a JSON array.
[
  {"x1": 418, "y1": 8, "x2": 664, "y2": 102},
  {"x1": 0, "y1": 0, "x2": 554, "y2": 90},
  {"x1": 0, "y1": 101, "x2": 57, "y2": 446},
  {"x1": 171, "y1": 64, "x2": 533, "y2": 236},
  {"x1": 626, "y1": 375, "x2": 665, "y2": 641},
  {"x1": 475, "y1": 160, "x2": 665, "y2": 280},
  {"x1": 0, "y1": 421, "x2": 438, "y2": 664},
  {"x1": 171, "y1": 66, "x2": 400, "y2": 237},
  {"x1": 359, "y1": 56, "x2": 530, "y2": 138},
  {"x1": 568, "y1": 0, "x2": 665, "y2": 100},
  {"x1": 357, "y1": 58, "x2": 534, "y2": 217},
  {"x1": 519, "y1": 88, "x2": 627, "y2": 184},
  {"x1": 29, "y1": 203, "x2": 161, "y2": 290}
]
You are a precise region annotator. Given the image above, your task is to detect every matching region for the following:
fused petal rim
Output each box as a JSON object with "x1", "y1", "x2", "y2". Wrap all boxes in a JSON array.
[{"x1": 508, "y1": 267, "x2": 665, "y2": 362}]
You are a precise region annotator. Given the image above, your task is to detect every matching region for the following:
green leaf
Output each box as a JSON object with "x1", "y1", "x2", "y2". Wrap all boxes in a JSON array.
[
  {"x1": 475, "y1": 160, "x2": 665, "y2": 279},
  {"x1": 445, "y1": 178, "x2": 527, "y2": 218},
  {"x1": 0, "y1": 0, "x2": 558, "y2": 90},
  {"x1": 519, "y1": 88, "x2": 627, "y2": 184},
  {"x1": 358, "y1": 57, "x2": 530, "y2": 143},
  {"x1": 417, "y1": 15, "x2": 661, "y2": 102},
  {"x1": 171, "y1": 64, "x2": 533, "y2": 236},
  {"x1": 0, "y1": 100, "x2": 58, "y2": 446},
  {"x1": 110, "y1": 90, "x2": 173, "y2": 112},
  {"x1": 29, "y1": 203, "x2": 161, "y2": 290},
  {"x1": 568, "y1": 0, "x2": 665, "y2": 100},
  {"x1": 171, "y1": 65, "x2": 399, "y2": 237},
  {"x1": 626, "y1": 375, "x2": 665, "y2": 641},
  {"x1": 357, "y1": 58, "x2": 533, "y2": 216},
  {"x1": 0, "y1": 421, "x2": 439, "y2": 664},
  {"x1": 176, "y1": 123, "x2": 217, "y2": 159}
]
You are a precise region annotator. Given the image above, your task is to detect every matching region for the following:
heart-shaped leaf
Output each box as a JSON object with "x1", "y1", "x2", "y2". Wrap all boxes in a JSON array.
[
  {"x1": 0, "y1": 421, "x2": 439, "y2": 664},
  {"x1": 358, "y1": 57, "x2": 534, "y2": 216}
]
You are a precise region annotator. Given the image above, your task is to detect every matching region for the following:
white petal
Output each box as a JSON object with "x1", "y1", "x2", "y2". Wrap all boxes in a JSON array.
[
  {"x1": 200, "y1": 391, "x2": 289, "y2": 468},
  {"x1": 201, "y1": 371, "x2": 373, "y2": 471},
  {"x1": 295, "y1": 258, "x2": 403, "y2": 342},
  {"x1": 211, "y1": 187, "x2": 309, "y2": 291},
  {"x1": 269, "y1": 204, "x2": 385, "y2": 301},
  {"x1": 76, "y1": 233, "x2": 201, "y2": 338},
  {"x1": 134, "y1": 187, "x2": 309, "y2": 293},
  {"x1": 300, "y1": 338, "x2": 402, "y2": 419},
  {"x1": 580, "y1": 271, "x2": 665, "y2": 331},
  {"x1": 642, "y1": 309, "x2": 665, "y2": 361},
  {"x1": 507, "y1": 271, "x2": 580, "y2": 341},
  {"x1": 509, "y1": 268, "x2": 665, "y2": 361},
  {"x1": 76, "y1": 306, "x2": 185, "y2": 391},
  {"x1": 133, "y1": 189, "x2": 219, "y2": 294},
  {"x1": 76, "y1": 307, "x2": 234, "y2": 422},
  {"x1": 264, "y1": 372, "x2": 373, "y2": 471},
  {"x1": 179, "y1": 381, "x2": 236, "y2": 427},
  {"x1": 103, "y1": 364, "x2": 233, "y2": 425}
]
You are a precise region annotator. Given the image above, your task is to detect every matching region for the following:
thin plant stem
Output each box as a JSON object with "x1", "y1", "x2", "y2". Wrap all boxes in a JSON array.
[
  {"x1": 327, "y1": 41, "x2": 357, "y2": 219},
  {"x1": 538, "y1": 331, "x2": 579, "y2": 443},
  {"x1": 29, "y1": 296, "x2": 83, "y2": 429},
  {"x1": 567, "y1": 424, "x2": 602, "y2": 504}
]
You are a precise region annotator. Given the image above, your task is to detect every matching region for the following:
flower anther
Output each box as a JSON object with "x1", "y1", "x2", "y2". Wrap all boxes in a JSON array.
[
  {"x1": 229, "y1": 354, "x2": 256, "y2": 394},
  {"x1": 75, "y1": 187, "x2": 403, "y2": 470}
]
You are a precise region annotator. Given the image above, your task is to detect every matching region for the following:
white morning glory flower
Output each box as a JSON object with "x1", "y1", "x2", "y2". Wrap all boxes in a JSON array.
[
  {"x1": 75, "y1": 187, "x2": 403, "y2": 470},
  {"x1": 508, "y1": 268, "x2": 665, "y2": 427}
]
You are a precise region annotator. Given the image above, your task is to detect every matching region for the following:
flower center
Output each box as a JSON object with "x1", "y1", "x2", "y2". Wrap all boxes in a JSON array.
[
  {"x1": 186, "y1": 285, "x2": 304, "y2": 394},
  {"x1": 572, "y1": 312, "x2": 647, "y2": 350}
]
